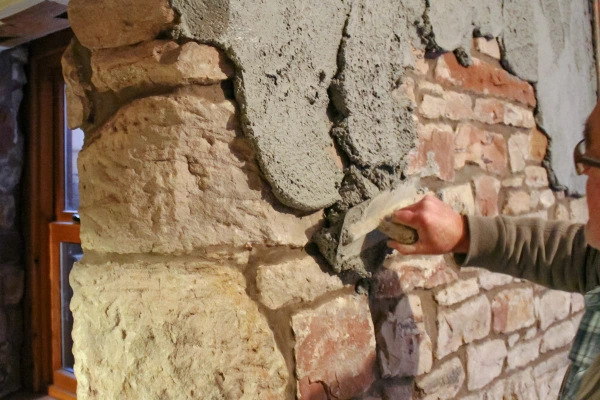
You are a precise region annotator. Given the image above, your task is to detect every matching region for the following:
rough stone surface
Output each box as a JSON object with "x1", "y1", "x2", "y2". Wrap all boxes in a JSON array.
[
  {"x1": 416, "y1": 357, "x2": 465, "y2": 400},
  {"x1": 503, "y1": 191, "x2": 531, "y2": 216},
  {"x1": 256, "y1": 253, "x2": 344, "y2": 310},
  {"x1": 473, "y1": 175, "x2": 500, "y2": 217},
  {"x1": 439, "y1": 184, "x2": 475, "y2": 215},
  {"x1": 377, "y1": 295, "x2": 432, "y2": 378},
  {"x1": 91, "y1": 41, "x2": 235, "y2": 92},
  {"x1": 533, "y1": 352, "x2": 570, "y2": 400},
  {"x1": 508, "y1": 133, "x2": 530, "y2": 172},
  {"x1": 62, "y1": 40, "x2": 91, "y2": 130},
  {"x1": 79, "y1": 85, "x2": 322, "y2": 254},
  {"x1": 68, "y1": 0, "x2": 176, "y2": 49},
  {"x1": 536, "y1": 290, "x2": 571, "y2": 330},
  {"x1": 293, "y1": 294, "x2": 376, "y2": 400},
  {"x1": 70, "y1": 261, "x2": 288, "y2": 399},
  {"x1": 466, "y1": 339, "x2": 507, "y2": 390},
  {"x1": 492, "y1": 288, "x2": 536, "y2": 333},
  {"x1": 530, "y1": 127, "x2": 548, "y2": 163},
  {"x1": 507, "y1": 338, "x2": 541, "y2": 371},
  {"x1": 541, "y1": 320, "x2": 576, "y2": 353},
  {"x1": 434, "y1": 278, "x2": 479, "y2": 306},
  {"x1": 525, "y1": 166, "x2": 550, "y2": 188},
  {"x1": 454, "y1": 124, "x2": 507, "y2": 174},
  {"x1": 437, "y1": 295, "x2": 491, "y2": 359}
]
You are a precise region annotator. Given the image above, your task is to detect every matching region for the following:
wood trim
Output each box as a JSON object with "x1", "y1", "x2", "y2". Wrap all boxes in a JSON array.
[
  {"x1": 52, "y1": 369, "x2": 77, "y2": 396},
  {"x1": 48, "y1": 384, "x2": 77, "y2": 400}
]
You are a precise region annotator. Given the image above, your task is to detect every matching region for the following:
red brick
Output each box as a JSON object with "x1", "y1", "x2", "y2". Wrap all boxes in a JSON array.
[
  {"x1": 293, "y1": 295, "x2": 376, "y2": 399},
  {"x1": 473, "y1": 98, "x2": 505, "y2": 125},
  {"x1": 405, "y1": 124, "x2": 455, "y2": 181},
  {"x1": 435, "y1": 54, "x2": 536, "y2": 107},
  {"x1": 473, "y1": 175, "x2": 500, "y2": 217}
]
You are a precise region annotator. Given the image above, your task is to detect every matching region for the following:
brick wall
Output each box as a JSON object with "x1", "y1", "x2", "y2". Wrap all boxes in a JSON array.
[{"x1": 0, "y1": 47, "x2": 27, "y2": 398}]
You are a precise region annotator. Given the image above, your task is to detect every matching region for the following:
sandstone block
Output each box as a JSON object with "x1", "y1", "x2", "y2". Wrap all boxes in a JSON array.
[
  {"x1": 377, "y1": 295, "x2": 432, "y2": 378},
  {"x1": 416, "y1": 358, "x2": 465, "y2": 400},
  {"x1": 492, "y1": 288, "x2": 536, "y2": 333},
  {"x1": 536, "y1": 290, "x2": 571, "y2": 330},
  {"x1": 439, "y1": 184, "x2": 475, "y2": 215},
  {"x1": 78, "y1": 85, "x2": 322, "y2": 255},
  {"x1": 256, "y1": 252, "x2": 343, "y2": 309},
  {"x1": 91, "y1": 41, "x2": 234, "y2": 93},
  {"x1": 434, "y1": 55, "x2": 535, "y2": 107},
  {"x1": 293, "y1": 294, "x2": 376, "y2": 400},
  {"x1": 434, "y1": 278, "x2": 479, "y2": 306},
  {"x1": 541, "y1": 320, "x2": 576, "y2": 353},
  {"x1": 466, "y1": 339, "x2": 507, "y2": 390},
  {"x1": 405, "y1": 123, "x2": 455, "y2": 181},
  {"x1": 508, "y1": 133, "x2": 529, "y2": 172},
  {"x1": 507, "y1": 338, "x2": 541, "y2": 371},
  {"x1": 474, "y1": 38, "x2": 501, "y2": 60},
  {"x1": 376, "y1": 255, "x2": 457, "y2": 298},
  {"x1": 525, "y1": 166, "x2": 549, "y2": 188},
  {"x1": 437, "y1": 295, "x2": 491, "y2": 359},
  {"x1": 473, "y1": 175, "x2": 500, "y2": 217},
  {"x1": 70, "y1": 261, "x2": 288, "y2": 399},
  {"x1": 503, "y1": 191, "x2": 531, "y2": 216},
  {"x1": 68, "y1": 0, "x2": 175, "y2": 50}
]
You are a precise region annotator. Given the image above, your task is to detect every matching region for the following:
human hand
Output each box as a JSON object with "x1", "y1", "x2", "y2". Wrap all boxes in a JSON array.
[{"x1": 386, "y1": 195, "x2": 470, "y2": 255}]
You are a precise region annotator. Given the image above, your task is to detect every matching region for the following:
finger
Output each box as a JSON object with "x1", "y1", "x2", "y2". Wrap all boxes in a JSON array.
[
  {"x1": 387, "y1": 240, "x2": 420, "y2": 255},
  {"x1": 391, "y1": 209, "x2": 420, "y2": 228}
]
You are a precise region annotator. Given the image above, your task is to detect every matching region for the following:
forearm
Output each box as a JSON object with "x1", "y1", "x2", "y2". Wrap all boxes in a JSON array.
[{"x1": 455, "y1": 215, "x2": 600, "y2": 294}]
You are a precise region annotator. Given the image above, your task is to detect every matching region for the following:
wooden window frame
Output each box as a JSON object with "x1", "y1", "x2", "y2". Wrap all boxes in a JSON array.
[{"x1": 23, "y1": 28, "x2": 77, "y2": 400}]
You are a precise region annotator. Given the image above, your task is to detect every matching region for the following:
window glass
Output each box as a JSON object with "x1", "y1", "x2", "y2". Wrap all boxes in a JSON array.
[{"x1": 64, "y1": 107, "x2": 84, "y2": 212}]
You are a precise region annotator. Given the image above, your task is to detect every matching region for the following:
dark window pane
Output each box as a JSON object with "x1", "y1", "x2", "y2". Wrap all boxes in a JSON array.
[{"x1": 60, "y1": 242, "x2": 82, "y2": 372}]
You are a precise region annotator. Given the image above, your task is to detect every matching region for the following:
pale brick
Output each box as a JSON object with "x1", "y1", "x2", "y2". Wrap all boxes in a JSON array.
[
  {"x1": 439, "y1": 184, "x2": 475, "y2": 215},
  {"x1": 502, "y1": 176, "x2": 524, "y2": 188},
  {"x1": 503, "y1": 191, "x2": 531, "y2": 215},
  {"x1": 477, "y1": 269, "x2": 513, "y2": 290},
  {"x1": 437, "y1": 295, "x2": 491, "y2": 359},
  {"x1": 571, "y1": 293, "x2": 585, "y2": 313},
  {"x1": 417, "y1": 358, "x2": 465, "y2": 400},
  {"x1": 377, "y1": 295, "x2": 432, "y2": 378},
  {"x1": 434, "y1": 278, "x2": 479, "y2": 306},
  {"x1": 417, "y1": 81, "x2": 444, "y2": 97},
  {"x1": 570, "y1": 197, "x2": 589, "y2": 223},
  {"x1": 443, "y1": 91, "x2": 473, "y2": 121},
  {"x1": 473, "y1": 175, "x2": 501, "y2": 217},
  {"x1": 466, "y1": 339, "x2": 507, "y2": 390},
  {"x1": 419, "y1": 95, "x2": 446, "y2": 119},
  {"x1": 541, "y1": 320, "x2": 576, "y2": 353},
  {"x1": 525, "y1": 166, "x2": 549, "y2": 188},
  {"x1": 481, "y1": 133, "x2": 508, "y2": 175},
  {"x1": 530, "y1": 127, "x2": 548, "y2": 162},
  {"x1": 508, "y1": 133, "x2": 529, "y2": 172},
  {"x1": 474, "y1": 98, "x2": 504, "y2": 125},
  {"x1": 508, "y1": 333, "x2": 520, "y2": 347},
  {"x1": 257, "y1": 253, "x2": 344, "y2": 309},
  {"x1": 294, "y1": 295, "x2": 376, "y2": 399},
  {"x1": 535, "y1": 290, "x2": 571, "y2": 330},
  {"x1": 503, "y1": 103, "x2": 535, "y2": 128},
  {"x1": 376, "y1": 255, "x2": 457, "y2": 298},
  {"x1": 507, "y1": 337, "x2": 541, "y2": 370},
  {"x1": 492, "y1": 288, "x2": 536, "y2": 333},
  {"x1": 554, "y1": 204, "x2": 569, "y2": 221},
  {"x1": 474, "y1": 38, "x2": 501, "y2": 60},
  {"x1": 539, "y1": 189, "x2": 555, "y2": 209}
]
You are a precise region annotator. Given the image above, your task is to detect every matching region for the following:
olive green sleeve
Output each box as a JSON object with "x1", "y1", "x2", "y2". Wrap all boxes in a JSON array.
[{"x1": 455, "y1": 215, "x2": 600, "y2": 294}]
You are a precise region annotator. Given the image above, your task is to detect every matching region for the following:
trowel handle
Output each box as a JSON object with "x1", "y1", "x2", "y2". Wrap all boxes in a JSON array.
[{"x1": 377, "y1": 216, "x2": 418, "y2": 245}]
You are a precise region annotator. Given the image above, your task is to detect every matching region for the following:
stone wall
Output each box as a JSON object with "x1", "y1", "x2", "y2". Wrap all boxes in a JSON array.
[
  {"x1": 65, "y1": 1, "x2": 592, "y2": 399},
  {"x1": 0, "y1": 47, "x2": 27, "y2": 398}
]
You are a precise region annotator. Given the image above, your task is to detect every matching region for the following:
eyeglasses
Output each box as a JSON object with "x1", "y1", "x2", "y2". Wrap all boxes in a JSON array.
[{"x1": 574, "y1": 139, "x2": 600, "y2": 175}]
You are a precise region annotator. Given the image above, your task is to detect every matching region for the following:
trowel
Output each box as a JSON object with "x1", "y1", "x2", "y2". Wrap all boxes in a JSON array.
[{"x1": 332, "y1": 178, "x2": 423, "y2": 274}]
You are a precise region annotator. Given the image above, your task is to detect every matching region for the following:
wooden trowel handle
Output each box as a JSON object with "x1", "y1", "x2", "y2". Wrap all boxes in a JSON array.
[{"x1": 377, "y1": 216, "x2": 418, "y2": 245}]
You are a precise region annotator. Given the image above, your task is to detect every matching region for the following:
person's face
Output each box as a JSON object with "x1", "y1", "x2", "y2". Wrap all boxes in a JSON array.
[{"x1": 582, "y1": 104, "x2": 600, "y2": 249}]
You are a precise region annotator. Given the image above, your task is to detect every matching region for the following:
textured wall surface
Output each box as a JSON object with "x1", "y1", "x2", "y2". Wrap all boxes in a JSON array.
[
  {"x1": 66, "y1": 0, "x2": 595, "y2": 399},
  {"x1": 0, "y1": 47, "x2": 26, "y2": 398}
]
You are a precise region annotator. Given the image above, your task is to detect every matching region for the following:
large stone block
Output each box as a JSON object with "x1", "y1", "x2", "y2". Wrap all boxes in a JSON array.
[
  {"x1": 492, "y1": 288, "x2": 536, "y2": 333},
  {"x1": 256, "y1": 252, "x2": 343, "y2": 309},
  {"x1": 79, "y1": 85, "x2": 322, "y2": 255},
  {"x1": 416, "y1": 357, "x2": 465, "y2": 400},
  {"x1": 293, "y1": 294, "x2": 376, "y2": 400},
  {"x1": 466, "y1": 339, "x2": 507, "y2": 390},
  {"x1": 62, "y1": 40, "x2": 91, "y2": 130},
  {"x1": 535, "y1": 290, "x2": 571, "y2": 330},
  {"x1": 91, "y1": 41, "x2": 234, "y2": 93},
  {"x1": 68, "y1": 0, "x2": 176, "y2": 50},
  {"x1": 70, "y1": 261, "x2": 288, "y2": 399}
]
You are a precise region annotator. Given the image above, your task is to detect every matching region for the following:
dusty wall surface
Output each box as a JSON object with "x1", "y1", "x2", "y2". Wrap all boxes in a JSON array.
[
  {"x1": 65, "y1": 0, "x2": 595, "y2": 399},
  {"x1": 0, "y1": 47, "x2": 26, "y2": 398}
]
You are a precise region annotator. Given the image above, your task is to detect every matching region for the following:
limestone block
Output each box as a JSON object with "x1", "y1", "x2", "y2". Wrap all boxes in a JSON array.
[
  {"x1": 436, "y1": 295, "x2": 491, "y2": 359},
  {"x1": 70, "y1": 260, "x2": 288, "y2": 399},
  {"x1": 541, "y1": 320, "x2": 576, "y2": 353},
  {"x1": 492, "y1": 288, "x2": 536, "y2": 333},
  {"x1": 91, "y1": 41, "x2": 234, "y2": 93},
  {"x1": 507, "y1": 338, "x2": 541, "y2": 371},
  {"x1": 434, "y1": 278, "x2": 479, "y2": 306},
  {"x1": 377, "y1": 295, "x2": 433, "y2": 378},
  {"x1": 256, "y1": 252, "x2": 343, "y2": 309},
  {"x1": 466, "y1": 339, "x2": 507, "y2": 390},
  {"x1": 293, "y1": 295, "x2": 376, "y2": 400},
  {"x1": 79, "y1": 85, "x2": 322, "y2": 255},
  {"x1": 376, "y1": 254, "x2": 457, "y2": 298},
  {"x1": 535, "y1": 290, "x2": 571, "y2": 330},
  {"x1": 68, "y1": 0, "x2": 175, "y2": 50},
  {"x1": 416, "y1": 357, "x2": 465, "y2": 400}
]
